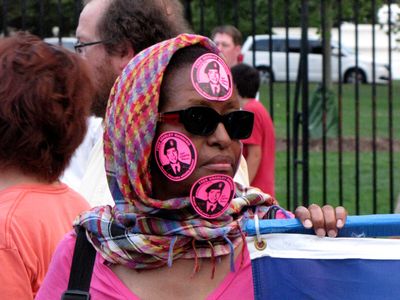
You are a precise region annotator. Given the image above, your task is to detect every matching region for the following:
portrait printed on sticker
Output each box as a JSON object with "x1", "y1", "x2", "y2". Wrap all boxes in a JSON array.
[
  {"x1": 191, "y1": 53, "x2": 232, "y2": 101},
  {"x1": 190, "y1": 175, "x2": 235, "y2": 219},
  {"x1": 154, "y1": 131, "x2": 197, "y2": 181}
]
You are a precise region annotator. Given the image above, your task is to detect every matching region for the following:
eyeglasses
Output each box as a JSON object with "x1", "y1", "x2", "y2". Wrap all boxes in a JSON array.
[
  {"x1": 158, "y1": 106, "x2": 254, "y2": 140},
  {"x1": 74, "y1": 40, "x2": 111, "y2": 54}
]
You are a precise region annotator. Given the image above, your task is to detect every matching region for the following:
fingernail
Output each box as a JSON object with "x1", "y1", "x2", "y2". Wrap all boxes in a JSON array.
[
  {"x1": 328, "y1": 230, "x2": 337, "y2": 238},
  {"x1": 337, "y1": 219, "x2": 344, "y2": 228},
  {"x1": 304, "y1": 219, "x2": 312, "y2": 228},
  {"x1": 316, "y1": 229, "x2": 326, "y2": 237}
]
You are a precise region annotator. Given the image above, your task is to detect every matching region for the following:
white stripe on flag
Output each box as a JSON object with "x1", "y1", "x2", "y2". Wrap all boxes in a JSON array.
[{"x1": 248, "y1": 233, "x2": 400, "y2": 260}]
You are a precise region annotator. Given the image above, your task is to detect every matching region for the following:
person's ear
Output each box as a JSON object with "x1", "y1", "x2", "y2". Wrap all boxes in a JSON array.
[
  {"x1": 234, "y1": 45, "x2": 242, "y2": 55},
  {"x1": 115, "y1": 42, "x2": 135, "y2": 73}
]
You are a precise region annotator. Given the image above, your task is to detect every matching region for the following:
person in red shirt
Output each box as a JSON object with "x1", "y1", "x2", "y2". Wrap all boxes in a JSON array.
[{"x1": 231, "y1": 63, "x2": 275, "y2": 196}]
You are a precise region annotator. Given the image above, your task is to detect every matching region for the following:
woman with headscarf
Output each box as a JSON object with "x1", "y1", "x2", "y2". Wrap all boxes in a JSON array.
[{"x1": 37, "y1": 34, "x2": 346, "y2": 300}]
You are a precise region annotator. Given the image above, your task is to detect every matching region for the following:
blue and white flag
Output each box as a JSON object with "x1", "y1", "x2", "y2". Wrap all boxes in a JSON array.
[{"x1": 245, "y1": 214, "x2": 400, "y2": 300}]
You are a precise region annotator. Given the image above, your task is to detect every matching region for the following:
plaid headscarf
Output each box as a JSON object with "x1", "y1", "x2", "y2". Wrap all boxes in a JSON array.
[{"x1": 75, "y1": 34, "x2": 290, "y2": 271}]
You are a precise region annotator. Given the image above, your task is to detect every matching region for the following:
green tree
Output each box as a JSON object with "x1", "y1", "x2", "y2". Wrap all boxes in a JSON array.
[
  {"x1": 187, "y1": 0, "x2": 385, "y2": 40},
  {"x1": 187, "y1": 0, "x2": 385, "y2": 89},
  {"x1": 1, "y1": 0, "x2": 80, "y2": 37},
  {"x1": 1, "y1": 0, "x2": 387, "y2": 40}
]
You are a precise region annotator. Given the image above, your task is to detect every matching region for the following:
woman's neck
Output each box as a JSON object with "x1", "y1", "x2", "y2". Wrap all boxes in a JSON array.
[
  {"x1": 239, "y1": 96, "x2": 251, "y2": 108},
  {"x1": 0, "y1": 168, "x2": 50, "y2": 191}
]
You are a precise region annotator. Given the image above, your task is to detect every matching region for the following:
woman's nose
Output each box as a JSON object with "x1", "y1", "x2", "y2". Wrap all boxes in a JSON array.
[{"x1": 207, "y1": 122, "x2": 232, "y2": 149}]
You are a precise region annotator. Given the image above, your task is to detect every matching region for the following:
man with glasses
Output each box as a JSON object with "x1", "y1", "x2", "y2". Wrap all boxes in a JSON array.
[
  {"x1": 60, "y1": 0, "x2": 191, "y2": 205},
  {"x1": 211, "y1": 25, "x2": 243, "y2": 68}
]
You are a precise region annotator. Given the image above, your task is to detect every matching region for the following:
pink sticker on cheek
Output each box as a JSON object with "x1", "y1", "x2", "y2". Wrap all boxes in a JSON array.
[
  {"x1": 191, "y1": 53, "x2": 233, "y2": 101},
  {"x1": 190, "y1": 175, "x2": 235, "y2": 219},
  {"x1": 154, "y1": 131, "x2": 197, "y2": 181}
]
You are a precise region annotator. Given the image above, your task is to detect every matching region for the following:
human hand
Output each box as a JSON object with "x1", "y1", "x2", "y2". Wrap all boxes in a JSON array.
[{"x1": 294, "y1": 204, "x2": 347, "y2": 237}]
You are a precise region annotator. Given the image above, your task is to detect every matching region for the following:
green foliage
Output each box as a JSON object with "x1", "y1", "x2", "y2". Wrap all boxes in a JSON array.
[
  {"x1": 1, "y1": 0, "x2": 80, "y2": 37},
  {"x1": 275, "y1": 150, "x2": 399, "y2": 215},
  {"x1": 1, "y1": 0, "x2": 389, "y2": 38},
  {"x1": 187, "y1": 0, "x2": 386, "y2": 39}
]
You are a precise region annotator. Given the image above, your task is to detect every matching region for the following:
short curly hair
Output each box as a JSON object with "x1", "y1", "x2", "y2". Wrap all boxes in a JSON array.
[
  {"x1": 97, "y1": 0, "x2": 192, "y2": 56},
  {"x1": 0, "y1": 32, "x2": 94, "y2": 182},
  {"x1": 231, "y1": 63, "x2": 260, "y2": 99}
]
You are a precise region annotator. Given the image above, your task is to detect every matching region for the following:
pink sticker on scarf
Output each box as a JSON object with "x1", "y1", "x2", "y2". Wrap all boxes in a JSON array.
[
  {"x1": 191, "y1": 53, "x2": 233, "y2": 101},
  {"x1": 155, "y1": 131, "x2": 197, "y2": 181},
  {"x1": 190, "y1": 174, "x2": 235, "y2": 219}
]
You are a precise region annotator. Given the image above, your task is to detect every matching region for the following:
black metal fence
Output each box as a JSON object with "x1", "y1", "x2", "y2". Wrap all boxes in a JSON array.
[
  {"x1": 1, "y1": 0, "x2": 81, "y2": 38},
  {"x1": 1, "y1": 0, "x2": 399, "y2": 215}
]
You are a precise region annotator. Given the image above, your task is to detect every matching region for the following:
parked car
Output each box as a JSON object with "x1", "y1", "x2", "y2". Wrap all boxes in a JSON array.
[
  {"x1": 44, "y1": 37, "x2": 77, "y2": 52},
  {"x1": 242, "y1": 35, "x2": 390, "y2": 84}
]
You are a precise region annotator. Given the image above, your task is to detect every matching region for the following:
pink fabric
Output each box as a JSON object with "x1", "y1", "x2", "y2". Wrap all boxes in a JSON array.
[
  {"x1": 36, "y1": 231, "x2": 254, "y2": 300},
  {"x1": 242, "y1": 99, "x2": 275, "y2": 196}
]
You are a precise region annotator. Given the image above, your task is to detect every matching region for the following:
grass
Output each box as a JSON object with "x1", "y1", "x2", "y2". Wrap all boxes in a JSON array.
[
  {"x1": 275, "y1": 151, "x2": 400, "y2": 215},
  {"x1": 259, "y1": 81, "x2": 400, "y2": 215}
]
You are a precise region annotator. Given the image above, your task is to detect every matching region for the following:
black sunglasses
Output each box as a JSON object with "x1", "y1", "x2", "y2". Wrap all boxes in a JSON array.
[{"x1": 158, "y1": 106, "x2": 254, "y2": 140}]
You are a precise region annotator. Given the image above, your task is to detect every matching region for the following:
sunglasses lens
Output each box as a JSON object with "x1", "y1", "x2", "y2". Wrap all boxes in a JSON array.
[
  {"x1": 224, "y1": 111, "x2": 254, "y2": 139},
  {"x1": 183, "y1": 107, "x2": 219, "y2": 136}
]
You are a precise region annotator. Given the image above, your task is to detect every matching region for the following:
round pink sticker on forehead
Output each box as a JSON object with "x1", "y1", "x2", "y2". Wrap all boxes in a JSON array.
[
  {"x1": 155, "y1": 131, "x2": 197, "y2": 182},
  {"x1": 190, "y1": 174, "x2": 235, "y2": 219},
  {"x1": 191, "y1": 53, "x2": 233, "y2": 101}
]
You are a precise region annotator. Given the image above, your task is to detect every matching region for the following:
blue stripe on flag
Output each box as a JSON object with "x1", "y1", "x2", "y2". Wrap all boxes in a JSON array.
[
  {"x1": 244, "y1": 214, "x2": 400, "y2": 237},
  {"x1": 252, "y1": 256, "x2": 400, "y2": 300}
]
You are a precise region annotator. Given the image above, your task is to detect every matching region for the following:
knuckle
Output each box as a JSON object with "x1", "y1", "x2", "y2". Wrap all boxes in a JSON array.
[
  {"x1": 336, "y1": 206, "x2": 346, "y2": 213},
  {"x1": 322, "y1": 205, "x2": 334, "y2": 213}
]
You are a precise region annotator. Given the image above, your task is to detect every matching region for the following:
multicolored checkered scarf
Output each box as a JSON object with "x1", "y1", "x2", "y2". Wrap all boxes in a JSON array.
[{"x1": 75, "y1": 34, "x2": 291, "y2": 271}]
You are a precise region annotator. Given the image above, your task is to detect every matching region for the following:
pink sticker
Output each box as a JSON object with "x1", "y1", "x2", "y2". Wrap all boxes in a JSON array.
[
  {"x1": 155, "y1": 131, "x2": 197, "y2": 181},
  {"x1": 190, "y1": 174, "x2": 235, "y2": 219},
  {"x1": 191, "y1": 53, "x2": 233, "y2": 101}
]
